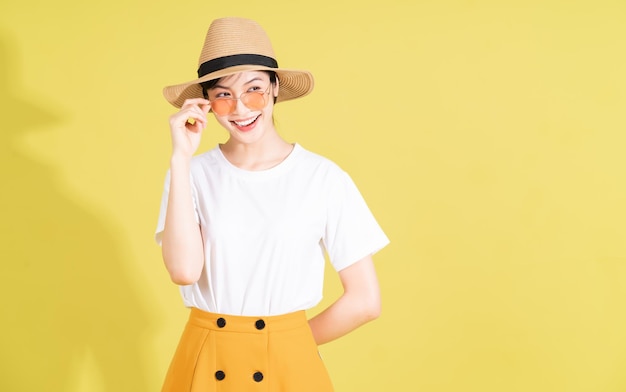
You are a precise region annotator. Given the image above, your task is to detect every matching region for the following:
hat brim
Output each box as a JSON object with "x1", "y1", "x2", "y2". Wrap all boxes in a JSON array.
[{"x1": 163, "y1": 65, "x2": 314, "y2": 108}]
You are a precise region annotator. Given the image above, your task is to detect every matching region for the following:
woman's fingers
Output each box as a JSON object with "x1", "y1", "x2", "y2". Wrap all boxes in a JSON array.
[
  {"x1": 181, "y1": 98, "x2": 210, "y2": 108},
  {"x1": 181, "y1": 99, "x2": 210, "y2": 123},
  {"x1": 171, "y1": 99, "x2": 210, "y2": 131},
  {"x1": 167, "y1": 98, "x2": 211, "y2": 157},
  {"x1": 185, "y1": 116, "x2": 205, "y2": 133}
]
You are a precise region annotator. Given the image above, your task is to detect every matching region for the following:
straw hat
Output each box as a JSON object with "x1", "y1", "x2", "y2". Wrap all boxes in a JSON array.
[{"x1": 163, "y1": 17, "x2": 314, "y2": 108}]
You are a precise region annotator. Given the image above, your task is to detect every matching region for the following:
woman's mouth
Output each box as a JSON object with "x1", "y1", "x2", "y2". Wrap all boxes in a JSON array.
[{"x1": 231, "y1": 114, "x2": 261, "y2": 131}]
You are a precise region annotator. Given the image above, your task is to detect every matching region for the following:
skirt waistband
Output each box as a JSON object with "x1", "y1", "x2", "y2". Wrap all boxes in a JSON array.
[{"x1": 188, "y1": 307, "x2": 308, "y2": 333}]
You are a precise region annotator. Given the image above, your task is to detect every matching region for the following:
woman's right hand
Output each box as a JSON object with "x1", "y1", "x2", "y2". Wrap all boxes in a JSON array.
[{"x1": 168, "y1": 98, "x2": 211, "y2": 159}]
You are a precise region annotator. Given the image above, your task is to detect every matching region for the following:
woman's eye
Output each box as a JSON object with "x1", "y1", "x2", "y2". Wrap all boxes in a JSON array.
[
  {"x1": 249, "y1": 86, "x2": 263, "y2": 92},
  {"x1": 213, "y1": 91, "x2": 231, "y2": 99}
]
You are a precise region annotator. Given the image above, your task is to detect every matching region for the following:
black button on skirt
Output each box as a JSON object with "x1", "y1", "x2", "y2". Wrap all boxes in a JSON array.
[{"x1": 161, "y1": 308, "x2": 334, "y2": 391}]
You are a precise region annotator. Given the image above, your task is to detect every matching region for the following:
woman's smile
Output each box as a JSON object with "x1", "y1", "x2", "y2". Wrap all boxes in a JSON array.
[{"x1": 231, "y1": 114, "x2": 261, "y2": 132}]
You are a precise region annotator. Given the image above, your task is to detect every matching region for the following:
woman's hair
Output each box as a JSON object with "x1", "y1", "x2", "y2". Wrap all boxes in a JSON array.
[{"x1": 200, "y1": 71, "x2": 278, "y2": 103}]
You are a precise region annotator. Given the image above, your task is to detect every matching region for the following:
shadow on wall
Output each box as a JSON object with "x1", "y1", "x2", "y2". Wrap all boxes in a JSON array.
[{"x1": 0, "y1": 32, "x2": 151, "y2": 392}]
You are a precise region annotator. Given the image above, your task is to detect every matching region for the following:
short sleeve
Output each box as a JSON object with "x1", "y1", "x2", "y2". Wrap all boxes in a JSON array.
[
  {"x1": 323, "y1": 170, "x2": 389, "y2": 271},
  {"x1": 154, "y1": 170, "x2": 200, "y2": 245}
]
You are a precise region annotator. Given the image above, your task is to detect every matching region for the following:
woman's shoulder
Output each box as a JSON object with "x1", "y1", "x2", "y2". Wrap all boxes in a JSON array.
[
  {"x1": 294, "y1": 144, "x2": 344, "y2": 173},
  {"x1": 289, "y1": 144, "x2": 357, "y2": 193}
]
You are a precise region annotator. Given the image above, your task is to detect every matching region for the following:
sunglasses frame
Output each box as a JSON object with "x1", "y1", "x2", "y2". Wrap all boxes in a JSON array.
[{"x1": 208, "y1": 86, "x2": 272, "y2": 116}]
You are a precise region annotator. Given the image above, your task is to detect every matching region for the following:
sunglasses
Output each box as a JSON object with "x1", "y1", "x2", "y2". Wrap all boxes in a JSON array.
[{"x1": 208, "y1": 86, "x2": 271, "y2": 116}]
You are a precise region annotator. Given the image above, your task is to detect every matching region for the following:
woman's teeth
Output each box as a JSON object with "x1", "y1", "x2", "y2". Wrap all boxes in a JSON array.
[{"x1": 234, "y1": 116, "x2": 259, "y2": 127}]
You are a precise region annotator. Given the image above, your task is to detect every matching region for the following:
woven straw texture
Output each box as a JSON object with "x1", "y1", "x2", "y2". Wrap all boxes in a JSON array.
[{"x1": 163, "y1": 17, "x2": 314, "y2": 108}]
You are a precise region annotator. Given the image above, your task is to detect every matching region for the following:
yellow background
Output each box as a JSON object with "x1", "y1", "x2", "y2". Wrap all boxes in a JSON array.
[{"x1": 2, "y1": 0, "x2": 626, "y2": 391}]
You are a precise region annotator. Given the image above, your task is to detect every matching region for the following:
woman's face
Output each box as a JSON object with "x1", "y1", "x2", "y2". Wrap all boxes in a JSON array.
[{"x1": 207, "y1": 71, "x2": 279, "y2": 145}]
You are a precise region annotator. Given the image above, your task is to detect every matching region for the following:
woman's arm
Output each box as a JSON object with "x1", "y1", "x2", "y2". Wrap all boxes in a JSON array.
[
  {"x1": 308, "y1": 255, "x2": 381, "y2": 345},
  {"x1": 161, "y1": 98, "x2": 210, "y2": 285},
  {"x1": 161, "y1": 155, "x2": 204, "y2": 285}
]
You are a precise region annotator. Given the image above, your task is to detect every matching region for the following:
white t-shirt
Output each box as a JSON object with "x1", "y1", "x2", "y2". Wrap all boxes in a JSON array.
[{"x1": 155, "y1": 144, "x2": 389, "y2": 316}]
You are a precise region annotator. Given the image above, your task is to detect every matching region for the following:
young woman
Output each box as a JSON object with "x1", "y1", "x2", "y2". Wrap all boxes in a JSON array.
[{"x1": 156, "y1": 17, "x2": 389, "y2": 391}]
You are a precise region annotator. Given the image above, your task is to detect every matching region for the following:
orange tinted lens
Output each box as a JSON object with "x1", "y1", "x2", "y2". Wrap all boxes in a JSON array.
[
  {"x1": 241, "y1": 92, "x2": 266, "y2": 110},
  {"x1": 210, "y1": 99, "x2": 235, "y2": 116}
]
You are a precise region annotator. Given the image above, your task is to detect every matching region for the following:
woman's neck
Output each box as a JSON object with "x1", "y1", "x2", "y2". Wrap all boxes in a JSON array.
[{"x1": 220, "y1": 135, "x2": 294, "y2": 171}]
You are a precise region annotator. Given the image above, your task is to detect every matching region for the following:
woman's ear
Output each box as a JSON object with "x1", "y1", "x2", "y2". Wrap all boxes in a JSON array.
[{"x1": 273, "y1": 78, "x2": 279, "y2": 98}]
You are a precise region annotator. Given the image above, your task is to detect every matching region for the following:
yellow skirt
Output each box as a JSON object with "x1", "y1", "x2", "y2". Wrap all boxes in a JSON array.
[{"x1": 162, "y1": 308, "x2": 334, "y2": 391}]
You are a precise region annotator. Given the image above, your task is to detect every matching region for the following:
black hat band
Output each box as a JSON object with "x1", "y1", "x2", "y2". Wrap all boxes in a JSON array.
[{"x1": 197, "y1": 54, "x2": 279, "y2": 78}]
